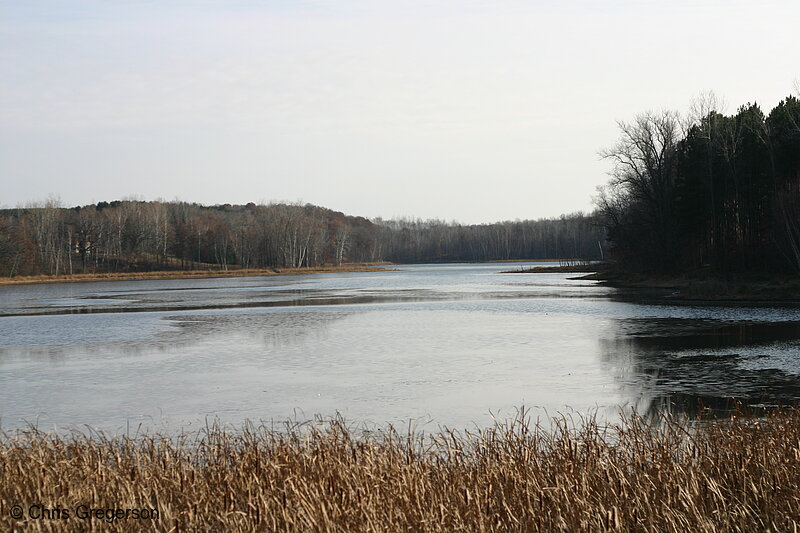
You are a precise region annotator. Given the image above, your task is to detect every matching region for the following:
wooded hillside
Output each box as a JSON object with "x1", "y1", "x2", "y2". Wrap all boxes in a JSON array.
[{"x1": 0, "y1": 201, "x2": 603, "y2": 277}]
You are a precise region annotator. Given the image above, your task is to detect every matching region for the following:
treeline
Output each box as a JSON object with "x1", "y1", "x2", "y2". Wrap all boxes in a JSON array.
[
  {"x1": 375, "y1": 215, "x2": 603, "y2": 263},
  {"x1": 597, "y1": 93, "x2": 800, "y2": 274},
  {"x1": 0, "y1": 200, "x2": 603, "y2": 277}
]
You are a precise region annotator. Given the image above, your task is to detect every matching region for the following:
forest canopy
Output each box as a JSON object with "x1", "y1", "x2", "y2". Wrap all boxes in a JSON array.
[{"x1": 597, "y1": 93, "x2": 800, "y2": 275}]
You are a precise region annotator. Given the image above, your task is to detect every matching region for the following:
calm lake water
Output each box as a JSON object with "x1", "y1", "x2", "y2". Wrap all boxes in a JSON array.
[{"x1": 2, "y1": 263, "x2": 800, "y2": 433}]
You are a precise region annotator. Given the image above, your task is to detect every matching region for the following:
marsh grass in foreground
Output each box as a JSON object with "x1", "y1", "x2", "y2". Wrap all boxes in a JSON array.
[{"x1": 2, "y1": 409, "x2": 800, "y2": 532}]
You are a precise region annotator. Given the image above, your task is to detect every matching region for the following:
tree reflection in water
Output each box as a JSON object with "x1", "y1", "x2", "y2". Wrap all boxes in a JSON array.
[{"x1": 601, "y1": 318, "x2": 800, "y2": 421}]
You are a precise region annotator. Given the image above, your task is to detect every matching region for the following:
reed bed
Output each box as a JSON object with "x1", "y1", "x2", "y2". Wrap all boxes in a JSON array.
[{"x1": 2, "y1": 409, "x2": 799, "y2": 532}]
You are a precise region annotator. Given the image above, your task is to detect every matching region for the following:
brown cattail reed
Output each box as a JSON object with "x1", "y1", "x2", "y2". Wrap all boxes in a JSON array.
[{"x1": 2, "y1": 407, "x2": 799, "y2": 532}]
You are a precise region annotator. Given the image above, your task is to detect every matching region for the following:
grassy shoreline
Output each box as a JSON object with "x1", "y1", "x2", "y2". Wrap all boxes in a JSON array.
[
  {"x1": 0, "y1": 263, "x2": 395, "y2": 287},
  {"x1": 2, "y1": 409, "x2": 799, "y2": 531}
]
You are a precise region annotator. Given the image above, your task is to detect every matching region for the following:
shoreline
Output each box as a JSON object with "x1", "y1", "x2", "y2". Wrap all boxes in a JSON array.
[
  {"x1": 0, "y1": 260, "x2": 591, "y2": 287},
  {"x1": 0, "y1": 263, "x2": 395, "y2": 287},
  {"x1": 578, "y1": 270, "x2": 800, "y2": 303},
  {"x1": 502, "y1": 263, "x2": 605, "y2": 274},
  {"x1": 427, "y1": 258, "x2": 596, "y2": 264}
]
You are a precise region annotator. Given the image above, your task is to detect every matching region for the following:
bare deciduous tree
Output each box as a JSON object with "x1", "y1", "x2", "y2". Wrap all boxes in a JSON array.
[{"x1": 599, "y1": 111, "x2": 682, "y2": 269}]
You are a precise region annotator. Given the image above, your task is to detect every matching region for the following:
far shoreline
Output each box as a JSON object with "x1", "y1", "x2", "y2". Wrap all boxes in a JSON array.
[
  {"x1": 501, "y1": 264, "x2": 800, "y2": 303},
  {"x1": 0, "y1": 259, "x2": 587, "y2": 287},
  {"x1": 0, "y1": 263, "x2": 396, "y2": 287},
  {"x1": 576, "y1": 270, "x2": 800, "y2": 304},
  {"x1": 502, "y1": 262, "x2": 604, "y2": 274}
]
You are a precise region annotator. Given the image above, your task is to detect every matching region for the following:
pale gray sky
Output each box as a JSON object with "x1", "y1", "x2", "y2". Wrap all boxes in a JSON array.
[{"x1": 1, "y1": 0, "x2": 798, "y2": 223}]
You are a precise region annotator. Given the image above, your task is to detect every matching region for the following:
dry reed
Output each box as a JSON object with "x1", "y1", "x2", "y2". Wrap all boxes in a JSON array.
[{"x1": 2, "y1": 408, "x2": 799, "y2": 532}]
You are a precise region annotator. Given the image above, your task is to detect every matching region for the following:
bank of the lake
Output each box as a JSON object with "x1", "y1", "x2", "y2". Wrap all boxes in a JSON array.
[
  {"x1": 581, "y1": 270, "x2": 800, "y2": 303},
  {"x1": 0, "y1": 263, "x2": 395, "y2": 287},
  {"x1": 502, "y1": 262, "x2": 606, "y2": 274},
  {"x1": 503, "y1": 263, "x2": 800, "y2": 302}
]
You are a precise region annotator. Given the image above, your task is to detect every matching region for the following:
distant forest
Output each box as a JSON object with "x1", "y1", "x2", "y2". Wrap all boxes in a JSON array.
[
  {"x1": 0, "y1": 200, "x2": 603, "y2": 277},
  {"x1": 597, "y1": 93, "x2": 800, "y2": 274}
]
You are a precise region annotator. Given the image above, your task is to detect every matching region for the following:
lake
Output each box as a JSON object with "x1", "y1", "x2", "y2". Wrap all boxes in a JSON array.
[{"x1": 2, "y1": 263, "x2": 800, "y2": 434}]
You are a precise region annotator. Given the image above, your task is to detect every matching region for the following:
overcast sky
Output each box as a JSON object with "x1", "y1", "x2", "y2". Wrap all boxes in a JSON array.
[{"x1": 1, "y1": 1, "x2": 798, "y2": 223}]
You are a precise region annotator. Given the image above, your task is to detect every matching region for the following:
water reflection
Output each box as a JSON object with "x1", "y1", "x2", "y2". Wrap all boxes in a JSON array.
[
  {"x1": 0, "y1": 311, "x2": 348, "y2": 359},
  {"x1": 601, "y1": 318, "x2": 800, "y2": 419}
]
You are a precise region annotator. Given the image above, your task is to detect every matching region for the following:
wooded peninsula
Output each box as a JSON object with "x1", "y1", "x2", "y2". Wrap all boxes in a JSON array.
[{"x1": 597, "y1": 93, "x2": 800, "y2": 276}]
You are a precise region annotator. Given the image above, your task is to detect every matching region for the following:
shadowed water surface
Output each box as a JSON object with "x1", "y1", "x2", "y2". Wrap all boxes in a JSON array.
[{"x1": 1, "y1": 263, "x2": 799, "y2": 433}]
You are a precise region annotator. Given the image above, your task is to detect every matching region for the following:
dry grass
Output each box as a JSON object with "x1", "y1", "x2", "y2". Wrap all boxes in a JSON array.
[
  {"x1": 0, "y1": 264, "x2": 394, "y2": 287},
  {"x1": 3, "y1": 409, "x2": 800, "y2": 532}
]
